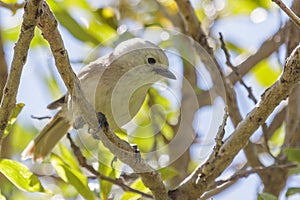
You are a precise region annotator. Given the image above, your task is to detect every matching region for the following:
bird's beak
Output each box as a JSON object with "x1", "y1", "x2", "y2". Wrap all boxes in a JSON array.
[{"x1": 152, "y1": 67, "x2": 176, "y2": 80}]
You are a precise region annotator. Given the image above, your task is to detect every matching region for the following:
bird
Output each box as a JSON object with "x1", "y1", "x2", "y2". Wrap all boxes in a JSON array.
[{"x1": 22, "y1": 38, "x2": 176, "y2": 161}]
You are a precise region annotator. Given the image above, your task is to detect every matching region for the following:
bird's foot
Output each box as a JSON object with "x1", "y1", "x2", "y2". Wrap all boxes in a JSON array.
[
  {"x1": 131, "y1": 144, "x2": 141, "y2": 163},
  {"x1": 96, "y1": 112, "x2": 109, "y2": 131},
  {"x1": 89, "y1": 112, "x2": 109, "y2": 139}
]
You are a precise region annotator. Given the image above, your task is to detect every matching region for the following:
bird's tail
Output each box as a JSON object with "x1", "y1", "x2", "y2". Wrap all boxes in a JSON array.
[{"x1": 22, "y1": 111, "x2": 71, "y2": 161}]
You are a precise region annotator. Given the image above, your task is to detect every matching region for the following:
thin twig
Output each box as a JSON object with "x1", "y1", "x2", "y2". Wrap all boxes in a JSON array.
[
  {"x1": 219, "y1": 33, "x2": 276, "y2": 161},
  {"x1": 30, "y1": 115, "x2": 51, "y2": 120},
  {"x1": 0, "y1": 1, "x2": 25, "y2": 14},
  {"x1": 219, "y1": 33, "x2": 257, "y2": 104},
  {"x1": 213, "y1": 163, "x2": 297, "y2": 188},
  {"x1": 66, "y1": 133, "x2": 153, "y2": 199},
  {"x1": 272, "y1": 0, "x2": 300, "y2": 30},
  {"x1": 196, "y1": 25, "x2": 286, "y2": 108},
  {"x1": 214, "y1": 107, "x2": 229, "y2": 154}
]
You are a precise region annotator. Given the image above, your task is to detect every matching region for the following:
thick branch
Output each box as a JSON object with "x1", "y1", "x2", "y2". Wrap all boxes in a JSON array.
[
  {"x1": 0, "y1": 0, "x2": 43, "y2": 146},
  {"x1": 37, "y1": 2, "x2": 167, "y2": 199},
  {"x1": 169, "y1": 44, "x2": 300, "y2": 199},
  {"x1": 284, "y1": 0, "x2": 300, "y2": 149}
]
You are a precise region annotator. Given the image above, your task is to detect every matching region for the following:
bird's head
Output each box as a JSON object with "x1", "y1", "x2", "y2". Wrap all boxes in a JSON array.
[{"x1": 110, "y1": 38, "x2": 176, "y2": 81}]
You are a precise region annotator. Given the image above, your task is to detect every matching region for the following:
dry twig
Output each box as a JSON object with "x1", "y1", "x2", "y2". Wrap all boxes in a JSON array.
[
  {"x1": 0, "y1": 1, "x2": 24, "y2": 14},
  {"x1": 66, "y1": 133, "x2": 153, "y2": 199},
  {"x1": 272, "y1": 0, "x2": 300, "y2": 30},
  {"x1": 213, "y1": 163, "x2": 297, "y2": 188}
]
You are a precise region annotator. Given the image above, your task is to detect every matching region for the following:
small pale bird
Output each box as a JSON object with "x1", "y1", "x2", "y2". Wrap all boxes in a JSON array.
[{"x1": 22, "y1": 38, "x2": 176, "y2": 161}]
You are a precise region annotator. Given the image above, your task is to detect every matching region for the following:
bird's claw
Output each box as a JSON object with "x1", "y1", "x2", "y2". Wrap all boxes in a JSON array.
[{"x1": 131, "y1": 144, "x2": 141, "y2": 163}]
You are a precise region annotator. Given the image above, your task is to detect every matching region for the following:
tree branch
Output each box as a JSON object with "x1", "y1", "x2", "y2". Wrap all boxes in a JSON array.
[
  {"x1": 283, "y1": 0, "x2": 300, "y2": 149},
  {"x1": 212, "y1": 163, "x2": 296, "y2": 189},
  {"x1": 272, "y1": 0, "x2": 300, "y2": 30},
  {"x1": 66, "y1": 133, "x2": 153, "y2": 199},
  {"x1": 197, "y1": 25, "x2": 286, "y2": 107},
  {"x1": 169, "y1": 44, "x2": 300, "y2": 199},
  {"x1": 0, "y1": 1, "x2": 25, "y2": 14},
  {"x1": 0, "y1": 0, "x2": 43, "y2": 147},
  {"x1": 0, "y1": 26, "x2": 7, "y2": 106},
  {"x1": 37, "y1": 2, "x2": 167, "y2": 199}
]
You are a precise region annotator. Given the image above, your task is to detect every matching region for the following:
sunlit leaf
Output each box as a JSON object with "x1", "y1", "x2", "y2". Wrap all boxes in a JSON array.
[
  {"x1": 258, "y1": 193, "x2": 277, "y2": 200},
  {"x1": 284, "y1": 148, "x2": 300, "y2": 163},
  {"x1": 3, "y1": 103, "x2": 24, "y2": 139},
  {"x1": 286, "y1": 187, "x2": 300, "y2": 197},
  {"x1": 130, "y1": 125, "x2": 155, "y2": 152},
  {"x1": 268, "y1": 123, "x2": 285, "y2": 156},
  {"x1": 226, "y1": 0, "x2": 271, "y2": 15},
  {"x1": 251, "y1": 59, "x2": 281, "y2": 87},
  {"x1": 42, "y1": 71, "x2": 64, "y2": 99},
  {"x1": 50, "y1": 153, "x2": 95, "y2": 200},
  {"x1": 59, "y1": 143, "x2": 80, "y2": 172},
  {"x1": 1, "y1": 0, "x2": 18, "y2": 3},
  {"x1": 0, "y1": 191, "x2": 5, "y2": 200},
  {"x1": 160, "y1": 123, "x2": 174, "y2": 141},
  {"x1": 223, "y1": 41, "x2": 247, "y2": 55},
  {"x1": 98, "y1": 142, "x2": 116, "y2": 200},
  {"x1": 121, "y1": 178, "x2": 150, "y2": 200},
  {"x1": 2, "y1": 25, "x2": 20, "y2": 42},
  {"x1": 11, "y1": 123, "x2": 37, "y2": 152},
  {"x1": 289, "y1": 164, "x2": 300, "y2": 175},
  {"x1": 59, "y1": 0, "x2": 90, "y2": 9},
  {"x1": 47, "y1": 0, "x2": 100, "y2": 45},
  {"x1": 158, "y1": 167, "x2": 178, "y2": 181},
  {"x1": 88, "y1": 20, "x2": 117, "y2": 44},
  {"x1": 0, "y1": 159, "x2": 47, "y2": 193}
]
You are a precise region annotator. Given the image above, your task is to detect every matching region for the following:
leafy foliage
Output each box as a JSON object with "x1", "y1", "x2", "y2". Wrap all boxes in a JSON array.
[
  {"x1": 0, "y1": 159, "x2": 47, "y2": 193},
  {"x1": 0, "y1": 0, "x2": 297, "y2": 199}
]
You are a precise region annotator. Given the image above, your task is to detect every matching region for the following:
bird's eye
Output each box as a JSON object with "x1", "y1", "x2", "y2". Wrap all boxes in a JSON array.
[{"x1": 147, "y1": 57, "x2": 156, "y2": 65}]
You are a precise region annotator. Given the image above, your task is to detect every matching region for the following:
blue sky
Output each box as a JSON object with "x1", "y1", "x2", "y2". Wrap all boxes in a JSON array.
[{"x1": 1, "y1": 0, "x2": 299, "y2": 199}]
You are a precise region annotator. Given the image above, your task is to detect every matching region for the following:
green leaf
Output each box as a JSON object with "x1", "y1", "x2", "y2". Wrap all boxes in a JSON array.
[
  {"x1": 268, "y1": 124, "x2": 285, "y2": 156},
  {"x1": 0, "y1": 191, "x2": 5, "y2": 200},
  {"x1": 3, "y1": 103, "x2": 24, "y2": 139},
  {"x1": 11, "y1": 123, "x2": 37, "y2": 152},
  {"x1": 59, "y1": 143, "x2": 80, "y2": 172},
  {"x1": 98, "y1": 142, "x2": 116, "y2": 200},
  {"x1": 258, "y1": 193, "x2": 277, "y2": 200},
  {"x1": 284, "y1": 148, "x2": 300, "y2": 163},
  {"x1": 158, "y1": 167, "x2": 179, "y2": 181},
  {"x1": 289, "y1": 164, "x2": 300, "y2": 175},
  {"x1": 47, "y1": 0, "x2": 100, "y2": 45},
  {"x1": 121, "y1": 178, "x2": 150, "y2": 200},
  {"x1": 56, "y1": 10, "x2": 100, "y2": 45},
  {"x1": 251, "y1": 59, "x2": 281, "y2": 87},
  {"x1": 2, "y1": 25, "x2": 20, "y2": 42},
  {"x1": 226, "y1": 0, "x2": 271, "y2": 15},
  {"x1": 0, "y1": 159, "x2": 47, "y2": 193},
  {"x1": 50, "y1": 153, "x2": 95, "y2": 200},
  {"x1": 286, "y1": 187, "x2": 300, "y2": 197}
]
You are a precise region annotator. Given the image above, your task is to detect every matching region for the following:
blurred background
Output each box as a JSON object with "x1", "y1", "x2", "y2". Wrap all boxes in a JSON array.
[{"x1": 0, "y1": 0, "x2": 299, "y2": 199}]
